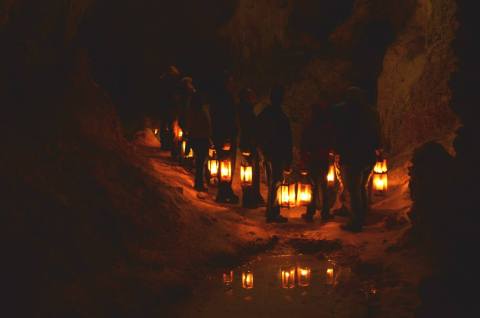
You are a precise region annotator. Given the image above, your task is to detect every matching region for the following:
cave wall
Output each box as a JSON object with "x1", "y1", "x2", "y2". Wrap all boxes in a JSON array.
[
  {"x1": 221, "y1": 0, "x2": 458, "y2": 160},
  {"x1": 378, "y1": 0, "x2": 459, "y2": 155}
]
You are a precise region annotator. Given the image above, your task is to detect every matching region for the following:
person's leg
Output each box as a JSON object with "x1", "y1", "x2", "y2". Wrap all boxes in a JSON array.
[
  {"x1": 266, "y1": 160, "x2": 287, "y2": 223},
  {"x1": 319, "y1": 168, "x2": 335, "y2": 220},
  {"x1": 302, "y1": 166, "x2": 319, "y2": 222},
  {"x1": 343, "y1": 165, "x2": 363, "y2": 231},
  {"x1": 252, "y1": 149, "x2": 264, "y2": 204},
  {"x1": 226, "y1": 141, "x2": 239, "y2": 202},
  {"x1": 193, "y1": 139, "x2": 208, "y2": 191},
  {"x1": 359, "y1": 165, "x2": 374, "y2": 224},
  {"x1": 265, "y1": 160, "x2": 274, "y2": 217}
]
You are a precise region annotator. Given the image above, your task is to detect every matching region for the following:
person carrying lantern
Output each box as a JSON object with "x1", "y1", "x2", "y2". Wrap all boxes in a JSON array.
[
  {"x1": 209, "y1": 72, "x2": 239, "y2": 204},
  {"x1": 257, "y1": 85, "x2": 293, "y2": 223},
  {"x1": 299, "y1": 102, "x2": 337, "y2": 223},
  {"x1": 185, "y1": 92, "x2": 211, "y2": 192},
  {"x1": 238, "y1": 88, "x2": 265, "y2": 208},
  {"x1": 334, "y1": 86, "x2": 381, "y2": 232}
]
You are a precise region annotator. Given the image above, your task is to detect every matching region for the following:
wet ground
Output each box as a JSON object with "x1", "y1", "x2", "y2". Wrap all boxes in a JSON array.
[{"x1": 176, "y1": 247, "x2": 380, "y2": 318}]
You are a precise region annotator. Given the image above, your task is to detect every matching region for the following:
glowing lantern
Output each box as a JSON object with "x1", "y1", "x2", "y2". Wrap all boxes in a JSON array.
[
  {"x1": 207, "y1": 147, "x2": 219, "y2": 179},
  {"x1": 372, "y1": 159, "x2": 388, "y2": 193},
  {"x1": 296, "y1": 171, "x2": 313, "y2": 206},
  {"x1": 223, "y1": 271, "x2": 234, "y2": 286},
  {"x1": 181, "y1": 140, "x2": 193, "y2": 159},
  {"x1": 240, "y1": 152, "x2": 253, "y2": 187},
  {"x1": 173, "y1": 120, "x2": 183, "y2": 141},
  {"x1": 297, "y1": 266, "x2": 311, "y2": 287},
  {"x1": 242, "y1": 271, "x2": 254, "y2": 289},
  {"x1": 326, "y1": 152, "x2": 336, "y2": 187},
  {"x1": 153, "y1": 128, "x2": 159, "y2": 135},
  {"x1": 277, "y1": 171, "x2": 296, "y2": 208},
  {"x1": 281, "y1": 267, "x2": 296, "y2": 289},
  {"x1": 220, "y1": 159, "x2": 232, "y2": 182},
  {"x1": 326, "y1": 260, "x2": 336, "y2": 285}
]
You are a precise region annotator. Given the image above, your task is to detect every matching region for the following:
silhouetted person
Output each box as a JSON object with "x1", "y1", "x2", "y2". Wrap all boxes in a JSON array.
[
  {"x1": 185, "y1": 93, "x2": 211, "y2": 192},
  {"x1": 257, "y1": 85, "x2": 292, "y2": 223},
  {"x1": 334, "y1": 87, "x2": 381, "y2": 232},
  {"x1": 238, "y1": 88, "x2": 264, "y2": 208},
  {"x1": 300, "y1": 102, "x2": 336, "y2": 223},
  {"x1": 159, "y1": 65, "x2": 181, "y2": 151},
  {"x1": 209, "y1": 73, "x2": 239, "y2": 203}
]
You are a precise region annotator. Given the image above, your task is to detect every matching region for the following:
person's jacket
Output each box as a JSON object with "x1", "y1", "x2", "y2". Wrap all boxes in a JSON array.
[
  {"x1": 209, "y1": 90, "x2": 238, "y2": 145},
  {"x1": 185, "y1": 104, "x2": 211, "y2": 140},
  {"x1": 300, "y1": 103, "x2": 335, "y2": 168},
  {"x1": 333, "y1": 101, "x2": 381, "y2": 167},
  {"x1": 238, "y1": 100, "x2": 257, "y2": 152},
  {"x1": 257, "y1": 104, "x2": 293, "y2": 165}
]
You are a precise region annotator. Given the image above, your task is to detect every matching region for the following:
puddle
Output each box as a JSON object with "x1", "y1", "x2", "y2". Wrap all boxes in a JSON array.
[{"x1": 176, "y1": 254, "x2": 378, "y2": 318}]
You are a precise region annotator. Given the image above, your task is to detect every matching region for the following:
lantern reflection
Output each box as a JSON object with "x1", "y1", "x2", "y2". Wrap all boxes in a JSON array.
[
  {"x1": 281, "y1": 268, "x2": 296, "y2": 289},
  {"x1": 326, "y1": 260, "x2": 336, "y2": 285},
  {"x1": 223, "y1": 271, "x2": 234, "y2": 286},
  {"x1": 297, "y1": 267, "x2": 311, "y2": 287},
  {"x1": 242, "y1": 271, "x2": 254, "y2": 289}
]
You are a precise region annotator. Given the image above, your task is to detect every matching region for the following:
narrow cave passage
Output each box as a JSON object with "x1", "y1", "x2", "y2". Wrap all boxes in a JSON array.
[{"x1": 1, "y1": 0, "x2": 476, "y2": 317}]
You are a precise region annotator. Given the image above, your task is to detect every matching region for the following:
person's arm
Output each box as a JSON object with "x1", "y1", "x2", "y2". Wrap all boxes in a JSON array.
[{"x1": 285, "y1": 118, "x2": 293, "y2": 168}]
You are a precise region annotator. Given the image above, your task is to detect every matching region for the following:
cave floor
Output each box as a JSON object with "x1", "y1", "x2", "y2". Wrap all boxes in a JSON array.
[{"x1": 143, "y1": 147, "x2": 431, "y2": 317}]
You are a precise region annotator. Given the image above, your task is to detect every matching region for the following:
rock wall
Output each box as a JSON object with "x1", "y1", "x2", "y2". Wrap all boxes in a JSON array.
[{"x1": 377, "y1": 0, "x2": 459, "y2": 155}]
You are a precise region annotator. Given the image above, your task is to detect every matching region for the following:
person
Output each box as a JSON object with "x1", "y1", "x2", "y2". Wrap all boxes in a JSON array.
[
  {"x1": 159, "y1": 65, "x2": 182, "y2": 151},
  {"x1": 334, "y1": 87, "x2": 381, "y2": 232},
  {"x1": 209, "y1": 73, "x2": 239, "y2": 203},
  {"x1": 185, "y1": 92, "x2": 211, "y2": 192},
  {"x1": 238, "y1": 88, "x2": 265, "y2": 208},
  {"x1": 257, "y1": 85, "x2": 292, "y2": 223},
  {"x1": 300, "y1": 102, "x2": 336, "y2": 223}
]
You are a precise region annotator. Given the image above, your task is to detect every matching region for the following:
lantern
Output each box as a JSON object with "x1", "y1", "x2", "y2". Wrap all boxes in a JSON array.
[
  {"x1": 297, "y1": 171, "x2": 313, "y2": 206},
  {"x1": 220, "y1": 160, "x2": 232, "y2": 182},
  {"x1": 153, "y1": 128, "x2": 159, "y2": 136},
  {"x1": 240, "y1": 152, "x2": 253, "y2": 187},
  {"x1": 173, "y1": 120, "x2": 183, "y2": 141},
  {"x1": 372, "y1": 159, "x2": 388, "y2": 193},
  {"x1": 223, "y1": 271, "x2": 234, "y2": 286},
  {"x1": 326, "y1": 152, "x2": 336, "y2": 187},
  {"x1": 242, "y1": 271, "x2": 254, "y2": 289},
  {"x1": 277, "y1": 171, "x2": 296, "y2": 208},
  {"x1": 281, "y1": 267, "x2": 296, "y2": 289},
  {"x1": 207, "y1": 147, "x2": 219, "y2": 179},
  {"x1": 181, "y1": 140, "x2": 194, "y2": 159},
  {"x1": 297, "y1": 266, "x2": 311, "y2": 287},
  {"x1": 326, "y1": 260, "x2": 336, "y2": 286}
]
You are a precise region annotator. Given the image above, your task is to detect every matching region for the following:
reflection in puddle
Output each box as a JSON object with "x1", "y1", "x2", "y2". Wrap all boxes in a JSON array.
[
  {"x1": 241, "y1": 271, "x2": 254, "y2": 289},
  {"x1": 181, "y1": 254, "x2": 374, "y2": 317}
]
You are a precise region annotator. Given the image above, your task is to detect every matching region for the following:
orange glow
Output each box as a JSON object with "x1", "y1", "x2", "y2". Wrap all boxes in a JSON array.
[
  {"x1": 208, "y1": 159, "x2": 219, "y2": 177},
  {"x1": 278, "y1": 183, "x2": 296, "y2": 208},
  {"x1": 297, "y1": 183, "x2": 312, "y2": 206},
  {"x1": 220, "y1": 160, "x2": 232, "y2": 182},
  {"x1": 327, "y1": 164, "x2": 336, "y2": 185},
  {"x1": 153, "y1": 128, "x2": 159, "y2": 135},
  {"x1": 326, "y1": 267, "x2": 335, "y2": 285},
  {"x1": 222, "y1": 143, "x2": 231, "y2": 151},
  {"x1": 373, "y1": 159, "x2": 388, "y2": 192},
  {"x1": 297, "y1": 267, "x2": 311, "y2": 287},
  {"x1": 240, "y1": 165, "x2": 253, "y2": 186},
  {"x1": 173, "y1": 120, "x2": 183, "y2": 141},
  {"x1": 242, "y1": 271, "x2": 254, "y2": 289},
  {"x1": 281, "y1": 268, "x2": 296, "y2": 289},
  {"x1": 208, "y1": 147, "x2": 216, "y2": 158},
  {"x1": 223, "y1": 271, "x2": 234, "y2": 286}
]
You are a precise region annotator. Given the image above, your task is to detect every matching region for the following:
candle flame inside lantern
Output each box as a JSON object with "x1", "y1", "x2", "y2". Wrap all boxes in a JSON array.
[
  {"x1": 208, "y1": 159, "x2": 219, "y2": 177},
  {"x1": 278, "y1": 183, "x2": 296, "y2": 208},
  {"x1": 242, "y1": 271, "x2": 254, "y2": 289},
  {"x1": 153, "y1": 128, "x2": 159, "y2": 135},
  {"x1": 240, "y1": 165, "x2": 253, "y2": 186},
  {"x1": 297, "y1": 267, "x2": 311, "y2": 287},
  {"x1": 373, "y1": 159, "x2": 388, "y2": 192},
  {"x1": 220, "y1": 160, "x2": 232, "y2": 182},
  {"x1": 281, "y1": 268, "x2": 296, "y2": 289},
  {"x1": 327, "y1": 164, "x2": 336, "y2": 185},
  {"x1": 223, "y1": 271, "x2": 233, "y2": 286}
]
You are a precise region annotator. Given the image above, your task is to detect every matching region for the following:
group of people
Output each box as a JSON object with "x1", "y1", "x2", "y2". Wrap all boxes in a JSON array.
[{"x1": 157, "y1": 65, "x2": 381, "y2": 233}]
